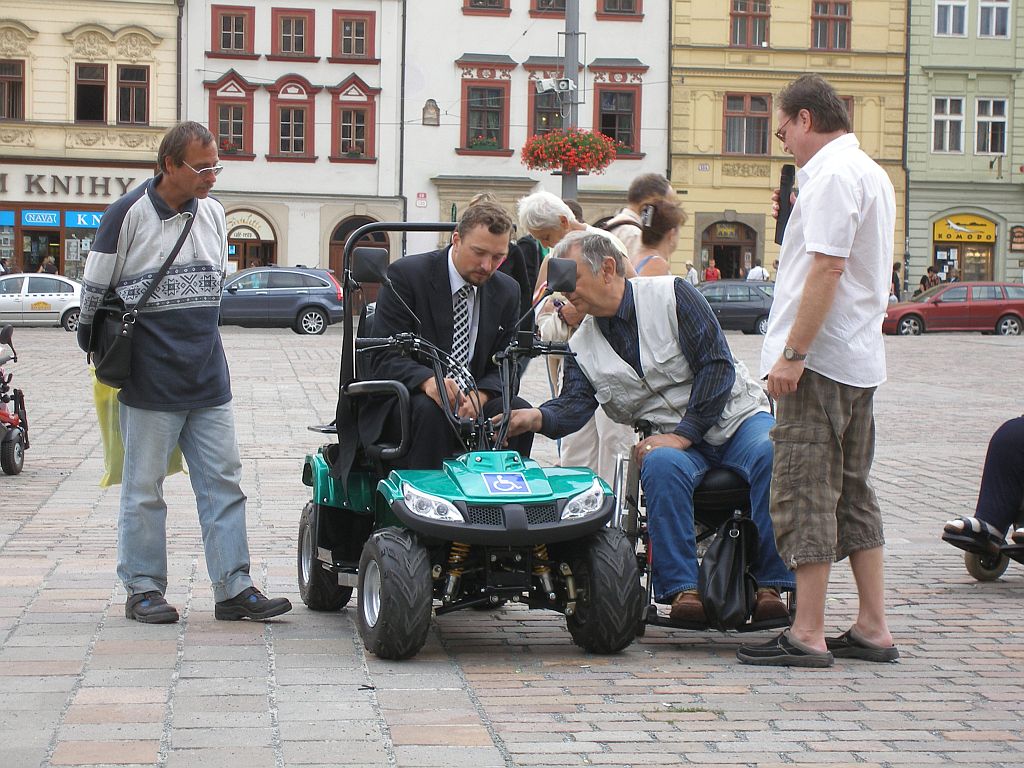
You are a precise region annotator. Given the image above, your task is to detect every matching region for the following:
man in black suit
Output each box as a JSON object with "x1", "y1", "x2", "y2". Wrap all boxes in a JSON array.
[{"x1": 363, "y1": 202, "x2": 533, "y2": 469}]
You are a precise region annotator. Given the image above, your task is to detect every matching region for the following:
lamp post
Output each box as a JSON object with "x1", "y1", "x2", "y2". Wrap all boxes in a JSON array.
[{"x1": 561, "y1": 0, "x2": 580, "y2": 200}]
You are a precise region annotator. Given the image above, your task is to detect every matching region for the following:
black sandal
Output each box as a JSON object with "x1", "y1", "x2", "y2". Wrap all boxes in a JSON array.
[{"x1": 942, "y1": 516, "x2": 1005, "y2": 555}]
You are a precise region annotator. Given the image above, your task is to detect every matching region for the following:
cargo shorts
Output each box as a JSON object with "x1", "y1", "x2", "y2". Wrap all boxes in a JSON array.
[{"x1": 769, "y1": 369, "x2": 886, "y2": 568}]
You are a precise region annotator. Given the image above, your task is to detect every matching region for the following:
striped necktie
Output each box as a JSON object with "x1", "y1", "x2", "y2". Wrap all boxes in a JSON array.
[{"x1": 450, "y1": 285, "x2": 471, "y2": 378}]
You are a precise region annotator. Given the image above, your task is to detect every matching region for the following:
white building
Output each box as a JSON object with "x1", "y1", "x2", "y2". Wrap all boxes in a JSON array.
[
  {"x1": 182, "y1": 0, "x2": 404, "y2": 273},
  {"x1": 402, "y1": 0, "x2": 670, "y2": 253}
]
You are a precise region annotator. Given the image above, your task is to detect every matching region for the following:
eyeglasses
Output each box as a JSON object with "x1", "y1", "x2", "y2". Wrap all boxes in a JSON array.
[
  {"x1": 774, "y1": 117, "x2": 792, "y2": 143},
  {"x1": 182, "y1": 161, "x2": 225, "y2": 177}
]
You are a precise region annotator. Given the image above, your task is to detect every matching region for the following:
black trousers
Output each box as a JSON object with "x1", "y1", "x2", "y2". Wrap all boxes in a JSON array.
[
  {"x1": 975, "y1": 416, "x2": 1024, "y2": 532},
  {"x1": 382, "y1": 391, "x2": 534, "y2": 470}
]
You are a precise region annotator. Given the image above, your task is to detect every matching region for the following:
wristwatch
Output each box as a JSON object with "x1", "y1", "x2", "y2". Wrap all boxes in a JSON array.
[{"x1": 783, "y1": 345, "x2": 807, "y2": 361}]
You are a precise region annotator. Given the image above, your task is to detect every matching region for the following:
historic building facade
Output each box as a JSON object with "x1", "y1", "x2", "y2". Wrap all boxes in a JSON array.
[
  {"x1": 906, "y1": 0, "x2": 1024, "y2": 286},
  {"x1": 670, "y1": 1, "x2": 907, "y2": 278},
  {"x1": 0, "y1": 1, "x2": 179, "y2": 278}
]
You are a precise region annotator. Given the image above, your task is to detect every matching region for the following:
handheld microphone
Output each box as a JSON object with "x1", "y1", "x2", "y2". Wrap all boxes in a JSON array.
[{"x1": 774, "y1": 164, "x2": 796, "y2": 246}]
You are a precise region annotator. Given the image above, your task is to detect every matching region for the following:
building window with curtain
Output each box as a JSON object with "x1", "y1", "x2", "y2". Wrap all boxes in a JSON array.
[
  {"x1": 597, "y1": 89, "x2": 636, "y2": 152},
  {"x1": 466, "y1": 86, "x2": 504, "y2": 149},
  {"x1": 978, "y1": 0, "x2": 1010, "y2": 38},
  {"x1": 730, "y1": 1, "x2": 769, "y2": 48},
  {"x1": 0, "y1": 60, "x2": 24, "y2": 120},
  {"x1": 117, "y1": 65, "x2": 148, "y2": 125},
  {"x1": 811, "y1": 2, "x2": 850, "y2": 50},
  {"x1": 975, "y1": 98, "x2": 1006, "y2": 155},
  {"x1": 533, "y1": 91, "x2": 563, "y2": 135},
  {"x1": 724, "y1": 93, "x2": 770, "y2": 155},
  {"x1": 935, "y1": 0, "x2": 967, "y2": 36},
  {"x1": 932, "y1": 97, "x2": 963, "y2": 153}
]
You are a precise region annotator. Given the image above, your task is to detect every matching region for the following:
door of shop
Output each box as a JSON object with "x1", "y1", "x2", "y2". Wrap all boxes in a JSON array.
[
  {"x1": 701, "y1": 222, "x2": 756, "y2": 279},
  {"x1": 22, "y1": 230, "x2": 60, "y2": 274}
]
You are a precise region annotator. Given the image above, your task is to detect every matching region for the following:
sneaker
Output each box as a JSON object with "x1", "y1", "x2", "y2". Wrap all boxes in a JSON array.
[
  {"x1": 125, "y1": 591, "x2": 179, "y2": 624},
  {"x1": 215, "y1": 587, "x2": 292, "y2": 621},
  {"x1": 736, "y1": 630, "x2": 834, "y2": 668}
]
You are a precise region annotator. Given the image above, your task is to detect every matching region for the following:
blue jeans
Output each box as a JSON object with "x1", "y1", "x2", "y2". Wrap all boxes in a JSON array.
[
  {"x1": 639, "y1": 411, "x2": 794, "y2": 602},
  {"x1": 118, "y1": 402, "x2": 253, "y2": 602}
]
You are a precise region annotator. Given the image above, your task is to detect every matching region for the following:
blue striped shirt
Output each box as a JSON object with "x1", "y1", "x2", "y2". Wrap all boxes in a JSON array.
[{"x1": 538, "y1": 278, "x2": 736, "y2": 445}]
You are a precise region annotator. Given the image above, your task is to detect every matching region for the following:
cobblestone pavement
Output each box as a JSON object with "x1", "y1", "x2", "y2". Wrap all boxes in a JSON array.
[{"x1": 1, "y1": 325, "x2": 1022, "y2": 768}]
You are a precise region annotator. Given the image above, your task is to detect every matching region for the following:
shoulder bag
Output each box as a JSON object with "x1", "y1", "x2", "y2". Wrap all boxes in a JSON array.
[
  {"x1": 698, "y1": 511, "x2": 760, "y2": 631},
  {"x1": 88, "y1": 213, "x2": 195, "y2": 388}
]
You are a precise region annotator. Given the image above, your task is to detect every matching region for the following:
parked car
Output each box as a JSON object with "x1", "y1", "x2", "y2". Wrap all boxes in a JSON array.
[
  {"x1": 883, "y1": 281, "x2": 1024, "y2": 336},
  {"x1": 696, "y1": 279, "x2": 774, "y2": 334},
  {"x1": 220, "y1": 266, "x2": 344, "y2": 335},
  {"x1": 0, "y1": 273, "x2": 81, "y2": 331}
]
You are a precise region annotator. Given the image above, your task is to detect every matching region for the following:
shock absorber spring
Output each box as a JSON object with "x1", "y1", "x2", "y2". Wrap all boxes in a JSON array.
[
  {"x1": 533, "y1": 544, "x2": 555, "y2": 600},
  {"x1": 444, "y1": 541, "x2": 471, "y2": 603}
]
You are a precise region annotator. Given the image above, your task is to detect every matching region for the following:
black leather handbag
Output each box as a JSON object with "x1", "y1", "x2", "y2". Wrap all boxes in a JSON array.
[
  {"x1": 698, "y1": 511, "x2": 759, "y2": 631},
  {"x1": 89, "y1": 214, "x2": 194, "y2": 388}
]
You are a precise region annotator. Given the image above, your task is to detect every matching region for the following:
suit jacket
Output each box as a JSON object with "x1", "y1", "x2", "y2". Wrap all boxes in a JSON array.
[{"x1": 359, "y1": 247, "x2": 521, "y2": 447}]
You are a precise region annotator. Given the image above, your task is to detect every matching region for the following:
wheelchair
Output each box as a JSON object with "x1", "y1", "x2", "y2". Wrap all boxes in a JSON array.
[{"x1": 613, "y1": 423, "x2": 794, "y2": 633}]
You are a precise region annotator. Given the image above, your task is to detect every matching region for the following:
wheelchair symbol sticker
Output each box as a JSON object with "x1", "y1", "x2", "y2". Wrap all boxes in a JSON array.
[{"x1": 482, "y1": 473, "x2": 529, "y2": 495}]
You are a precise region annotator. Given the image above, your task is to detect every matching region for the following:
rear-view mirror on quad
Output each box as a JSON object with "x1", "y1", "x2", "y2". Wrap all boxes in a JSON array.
[
  {"x1": 546, "y1": 258, "x2": 576, "y2": 294},
  {"x1": 352, "y1": 247, "x2": 390, "y2": 284}
]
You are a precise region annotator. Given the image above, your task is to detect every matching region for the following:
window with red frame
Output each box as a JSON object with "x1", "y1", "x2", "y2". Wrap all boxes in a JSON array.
[
  {"x1": 278, "y1": 107, "x2": 307, "y2": 155},
  {"x1": 271, "y1": 8, "x2": 315, "y2": 58},
  {"x1": 731, "y1": 1, "x2": 769, "y2": 47},
  {"x1": 332, "y1": 12, "x2": 375, "y2": 60},
  {"x1": 117, "y1": 65, "x2": 148, "y2": 125},
  {"x1": 601, "y1": 0, "x2": 638, "y2": 13},
  {"x1": 0, "y1": 60, "x2": 25, "y2": 120},
  {"x1": 339, "y1": 108, "x2": 368, "y2": 156},
  {"x1": 811, "y1": 2, "x2": 850, "y2": 50},
  {"x1": 597, "y1": 89, "x2": 636, "y2": 152},
  {"x1": 213, "y1": 6, "x2": 255, "y2": 55},
  {"x1": 217, "y1": 104, "x2": 246, "y2": 153},
  {"x1": 531, "y1": 0, "x2": 565, "y2": 16},
  {"x1": 75, "y1": 63, "x2": 106, "y2": 123},
  {"x1": 724, "y1": 94, "x2": 770, "y2": 155},
  {"x1": 465, "y1": 0, "x2": 508, "y2": 9}
]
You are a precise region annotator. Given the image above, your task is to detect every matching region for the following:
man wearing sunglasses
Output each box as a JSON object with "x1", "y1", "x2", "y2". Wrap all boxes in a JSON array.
[{"x1": 77, "y1": 121, "x2": 291, "y2": 625}]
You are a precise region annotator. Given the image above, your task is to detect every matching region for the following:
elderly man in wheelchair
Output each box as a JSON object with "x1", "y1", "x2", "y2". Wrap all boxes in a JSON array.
[{"x1": 503, "y1": 231, "x2": 794, "y2": 625}]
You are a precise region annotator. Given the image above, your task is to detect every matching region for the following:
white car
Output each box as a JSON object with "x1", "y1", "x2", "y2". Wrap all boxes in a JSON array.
[{"x1": 0, "y1": 273, "x2": 82, "y2": 331}]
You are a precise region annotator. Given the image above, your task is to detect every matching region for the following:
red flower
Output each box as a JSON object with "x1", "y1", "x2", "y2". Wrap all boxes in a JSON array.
[{"x1": 520, "y1": 128, "x2": 619, "y2": 175}]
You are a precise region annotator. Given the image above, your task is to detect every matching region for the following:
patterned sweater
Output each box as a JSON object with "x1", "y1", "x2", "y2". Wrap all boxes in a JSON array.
[{"x1": 79, "y1": 175, "x2": 231, "y2": 411}]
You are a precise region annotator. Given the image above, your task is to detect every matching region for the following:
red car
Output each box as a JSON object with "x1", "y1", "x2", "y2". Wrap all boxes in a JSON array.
[{"x1": 883, "y1": 281, "x2": 1024, "y2": 336}]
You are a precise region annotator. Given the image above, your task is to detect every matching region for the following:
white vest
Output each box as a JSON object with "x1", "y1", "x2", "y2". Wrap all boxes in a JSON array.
[{"x1": 570, "y1": 277, "x2": 769, "y2": 446}]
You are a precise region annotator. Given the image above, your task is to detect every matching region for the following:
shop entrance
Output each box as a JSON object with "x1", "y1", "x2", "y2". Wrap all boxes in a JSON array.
[
  {"x1": 701, "y1": 222, "x2": 757, "y2": 279},
  {"x1": 22, "y1": 230, "x2": 61, "y2": 273},
  {"x1": 228, "y1": 239, "x2": 276, "y2": 272}
]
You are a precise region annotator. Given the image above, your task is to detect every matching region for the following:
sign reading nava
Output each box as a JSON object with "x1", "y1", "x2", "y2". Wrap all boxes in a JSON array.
[{"x1": 932, "y1": 214, "x2": 996, "y2": 242}]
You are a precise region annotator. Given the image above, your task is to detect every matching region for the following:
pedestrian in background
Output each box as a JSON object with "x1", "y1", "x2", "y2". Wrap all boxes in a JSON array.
[
  {"x1": 890, "y1": 263, "x2": 901, "y2": 302},
  {"x1": 631, "y1": 198, "x2": 686, "y2": 277},
  {"x1": 603, "y1": 173, "x2": 676, "y2": 260},
  {"x1": 703, "y1": 259, "x2": 721, "y2": 282},
  {"x1": 685, "y1": 262, "x2": 699, "y2": 285},
  {"x1": 737, "y1": 74, "x2": 898, "y2": 668},
  {"x1": 747, "y1": 259, "x2": 769, "y2": 281},
  {"x1": 77, "y1": 121, "x2": 292, "y2": 625}
]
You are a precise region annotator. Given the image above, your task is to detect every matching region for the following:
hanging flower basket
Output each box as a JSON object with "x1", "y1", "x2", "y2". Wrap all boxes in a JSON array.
[{"x1": 521, "y1": 128, "x2": 620, "y2": 175}]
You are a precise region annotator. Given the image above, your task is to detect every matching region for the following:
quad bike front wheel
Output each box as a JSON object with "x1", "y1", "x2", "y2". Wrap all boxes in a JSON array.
[
  {"x1": 357, "y1": 527, "x2": 432, "y2": 660},
  {"x1": 965, "y1": 551, "x2": 1009, "y2": 581},
  {"x1": 297, "y1": 502, "x2": 352, "y2": 611},
  {"x1": 566, "y1": 528, "x2": 643, "y2": 654}
]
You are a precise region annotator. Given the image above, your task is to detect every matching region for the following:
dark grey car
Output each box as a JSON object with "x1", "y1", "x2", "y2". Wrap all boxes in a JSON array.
[
  {"x1": 696, "y1": 279, "x2": 774, "y2": 335},
  {"x1": 220, "y1": 266, "x2": 344, "y2": 335}
]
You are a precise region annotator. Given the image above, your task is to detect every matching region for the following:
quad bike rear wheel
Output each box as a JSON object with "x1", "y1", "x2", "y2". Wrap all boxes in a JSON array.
[
  {"x1": 357, "y1": 527, "x2": 432, "y2": 660},
  {"x1": 297, "y1": 501, "x2": 352, "y2": 611},
  {"x1": 566, "y1": 528, "x2": 642, "y2": 654}
]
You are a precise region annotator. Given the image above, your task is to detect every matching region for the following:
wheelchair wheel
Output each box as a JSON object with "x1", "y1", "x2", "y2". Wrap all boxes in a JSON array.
[{"x1": 965, "y1": 551, "x2": 1010, "y2": 582}]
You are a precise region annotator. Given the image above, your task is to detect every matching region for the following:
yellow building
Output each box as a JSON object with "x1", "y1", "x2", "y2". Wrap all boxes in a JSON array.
[
  {"x1": 670, "y1": 1, "x2": 906, "y2": 278},
  {"x1": 0, "y1": 1, "x2": 179, "y2": 277}
]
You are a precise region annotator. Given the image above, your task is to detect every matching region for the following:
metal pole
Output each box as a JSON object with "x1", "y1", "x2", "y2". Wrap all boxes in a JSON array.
[{"x1": 562, "y1": 0, "x2": 580, "y2": 200}]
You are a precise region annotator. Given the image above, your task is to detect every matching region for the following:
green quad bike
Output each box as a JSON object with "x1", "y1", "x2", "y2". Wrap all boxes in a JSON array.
[{"x1": 298, "y1": 222, "x2": 642, "y2": 660}]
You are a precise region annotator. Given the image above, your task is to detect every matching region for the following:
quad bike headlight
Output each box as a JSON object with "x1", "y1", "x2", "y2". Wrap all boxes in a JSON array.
[
  {"x1": 402, "y1": 483, "x2": 465, "y2": 522},
  {"x1": 561, "y1": 478, "x2": 606, "y2": 520}
]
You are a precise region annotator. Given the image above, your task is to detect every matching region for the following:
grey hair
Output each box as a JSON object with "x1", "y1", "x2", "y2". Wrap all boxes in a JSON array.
[
  {"x1": 551, "y1": 231, "x2": 626, "y2": 277},
  {"x1": 517, "y1": 190, "x2": 576, "y2": 233},
  {"x1": 157, "y1": 121, "x2": 215, "y2": 174}
]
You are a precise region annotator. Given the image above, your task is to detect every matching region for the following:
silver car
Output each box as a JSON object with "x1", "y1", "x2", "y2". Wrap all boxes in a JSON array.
[{"x1": 0, "y1": 273, "x2": 82, "y2": 331}]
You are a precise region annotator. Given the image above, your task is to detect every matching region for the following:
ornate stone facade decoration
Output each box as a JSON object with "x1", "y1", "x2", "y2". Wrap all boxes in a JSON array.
[
  {"x1": 0, "y1": 21, "x2": 37, "y2": 58},
  {"x1": 0, "y1": 128, "x2": 35, "y2": 147},
  {"x1": 116, "y1": 33, "x2": 153, "y2": 62},
  {"x1": 72, "y1": 30, "x2": 113, "y2": 60},
  {"x1": 721, "y1": 162, "x2": 770, "y2": 178}
]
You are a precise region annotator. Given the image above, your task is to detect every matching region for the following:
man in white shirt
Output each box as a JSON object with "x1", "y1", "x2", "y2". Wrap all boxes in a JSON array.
[
  {"x1": 737, "y1": 75, "x2": 899, "y2": 668},
  {"x1": 746, "y1": 260, "x2": 769, "y2": 281}
]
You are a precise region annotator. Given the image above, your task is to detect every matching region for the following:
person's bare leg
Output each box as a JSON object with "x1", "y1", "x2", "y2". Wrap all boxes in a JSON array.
[
  {"x1": 787, "y1": 561, "x2": 831, "y2": 652},
  {"x1": 847, "y1": 546, "x2": 894, "y2": 647}
]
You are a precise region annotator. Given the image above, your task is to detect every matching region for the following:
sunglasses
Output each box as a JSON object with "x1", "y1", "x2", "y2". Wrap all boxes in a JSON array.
[{"x1": 183, "y1": 161, "x2": 225, "y2": 177}]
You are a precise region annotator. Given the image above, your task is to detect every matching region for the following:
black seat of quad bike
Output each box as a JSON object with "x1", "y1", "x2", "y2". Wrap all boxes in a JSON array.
[{"x1": 692, "y1": 468, "x2": 751, "y2": 527}]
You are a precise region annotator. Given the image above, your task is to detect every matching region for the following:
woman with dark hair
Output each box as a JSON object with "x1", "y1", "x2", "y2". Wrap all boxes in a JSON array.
[{"x1": 632, "y1": 198, "x2": 686, "y2": 276}]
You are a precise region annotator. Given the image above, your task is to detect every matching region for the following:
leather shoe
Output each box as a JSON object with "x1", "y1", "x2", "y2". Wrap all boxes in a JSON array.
[
  {"x1": 125, "y1": 591, "x2": 179, "y2": 624},
  {"x1": 669, "y1": 590, "x2": 706, "y2": 622},
  {"x1": 215, "y1": 587, "x2": 292, "y2": 621},
  {"x1": 752, "y1": 587, "x2": 789, "y2": 622}
]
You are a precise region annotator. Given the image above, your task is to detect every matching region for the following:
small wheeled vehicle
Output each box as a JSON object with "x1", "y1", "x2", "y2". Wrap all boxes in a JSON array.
[
  {"x1": 943, "y1": 506, "x2": 1024, "y2": 581},
  {"x1": 0, "y1": 325, "x2": 28, "y2": 475},
  {"x1": 298, "y1": 222, "x2": 642, "y2": 660}
]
